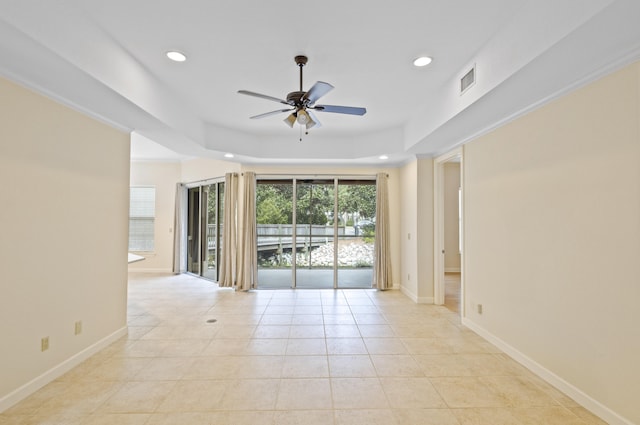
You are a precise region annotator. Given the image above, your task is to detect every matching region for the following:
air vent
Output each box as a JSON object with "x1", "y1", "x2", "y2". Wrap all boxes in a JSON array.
[{"x1": 460, "y1": 65, "x2": 476, "y2": 94}]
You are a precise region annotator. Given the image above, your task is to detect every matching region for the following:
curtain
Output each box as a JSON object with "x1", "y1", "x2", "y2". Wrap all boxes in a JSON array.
[
  {"x1": 172, "y1": 183, "x2": 187, "y2": 274},
  {"x1": 237, "y1": 171, "x2": 257, "y2": 291},
  {"x1": 218, "y1": 173, "x2": 238, "y2": 287},
  {"x1": 373, "y1": 173, "x2": 392, "y2": 290}
]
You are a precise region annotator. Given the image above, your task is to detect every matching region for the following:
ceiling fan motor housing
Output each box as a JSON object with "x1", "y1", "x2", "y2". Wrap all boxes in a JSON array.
[
  {"x1": 294, "y1": 55, "x2": 308, "y2": 66},
  {"x1": 286, "y1": 91, "x2": 306, "y2": 108}
]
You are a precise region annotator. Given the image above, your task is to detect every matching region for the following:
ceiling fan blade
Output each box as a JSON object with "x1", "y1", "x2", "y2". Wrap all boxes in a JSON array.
[
  {"x1": 313, "y1": 104, "x2": 367, "y2": 115},
  {"x1": 250, "y1": 109, "x2": 293, "y2": 119},
  {"x1": 238, "y1": 90, "x2": 291, "y2": 105},
  {"x1": 302, "y1": 81, "x2": 334, "y2": 104}
]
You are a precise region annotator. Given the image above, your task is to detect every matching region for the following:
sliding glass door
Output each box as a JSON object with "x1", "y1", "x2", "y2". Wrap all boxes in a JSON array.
[
  {"x1": 256, "y1": 181, "x2": 294, "y2": 289},
  {"x1": 336, "y1": 180, "x2": 376, "y2": 288},
  {"x1": 256, "y1": 177, "x2": 376, "y2": 289},
  {"x1": 295, "y1": 180, "x2": 335, "y2": 289},
  {"x1": 186, "y1": 180, "x2": 224, "y2": 281}
]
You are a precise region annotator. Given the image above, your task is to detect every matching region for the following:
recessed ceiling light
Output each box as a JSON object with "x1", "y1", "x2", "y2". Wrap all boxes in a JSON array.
[
  {"x1": 379, "y1": 155, "x2": 389, "y2": 160},
  {"x1": 413, "y1": 56, "x2": 432, "y2": 67},
  {"x1": 224, "y1": 153, "x2": 234, "y2": 158},
  {"x1": 166, "y1": 51, "x2": 187, "y2": 62}
]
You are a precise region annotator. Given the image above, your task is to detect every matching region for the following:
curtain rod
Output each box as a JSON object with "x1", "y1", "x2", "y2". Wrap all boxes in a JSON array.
[{"x1": 183, "y1": 174, "x2": 234, "y2": 187}]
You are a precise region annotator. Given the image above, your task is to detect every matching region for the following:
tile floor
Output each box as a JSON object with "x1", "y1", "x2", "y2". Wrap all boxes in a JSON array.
[
  {"x1": 444, "y1": 272, "x2": 462, "y2": 314},
  {"x1": 0, "y1": 273, "x2": 608, "y2": 425}
]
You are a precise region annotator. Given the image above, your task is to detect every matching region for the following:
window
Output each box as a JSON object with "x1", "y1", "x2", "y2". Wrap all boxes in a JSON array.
[{"x1": 129, "y1": 187, "x2": 155, "y2": 252}]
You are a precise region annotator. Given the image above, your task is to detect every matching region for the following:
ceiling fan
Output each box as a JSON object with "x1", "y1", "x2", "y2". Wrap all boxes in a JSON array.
[{"x1": 238, "y1": 55, "x2": 366, "y2": 130}]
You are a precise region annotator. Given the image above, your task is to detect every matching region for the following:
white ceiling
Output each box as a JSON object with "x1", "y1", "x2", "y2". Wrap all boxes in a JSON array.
[{"x1": 1, "y1": 0, "x2": 639, "y2": 165}]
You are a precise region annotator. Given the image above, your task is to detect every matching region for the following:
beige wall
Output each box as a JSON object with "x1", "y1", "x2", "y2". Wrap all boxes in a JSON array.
[
  {"x1": 129, "y1": 162, "x2": 182, "y2": 272},
  {"x1": 444, "y1": 162, "x2": 461, "y2": 271},
  {"x1": 180, "y1": 157, "x2": 241, "y2": 183},
  {"x1": 463, "y1": 62, "x2": 640, "y2": 423},
  {"x1": 0, "y1": 78, "x2": 130, "y2": 409},
  {"x1": 416, "y1": 159, "x2": 435, "y2": 301}
]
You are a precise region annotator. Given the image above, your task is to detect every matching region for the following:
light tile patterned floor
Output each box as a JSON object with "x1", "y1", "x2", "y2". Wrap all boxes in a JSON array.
[{"x1": 0, "y1": 273, "x2": 608, "y2": 424}]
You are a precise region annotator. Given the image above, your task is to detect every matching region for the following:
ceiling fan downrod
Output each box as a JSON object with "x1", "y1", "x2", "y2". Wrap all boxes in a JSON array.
[{"x1": 295, "y1": 55, "x2": 307, "y2": 92}]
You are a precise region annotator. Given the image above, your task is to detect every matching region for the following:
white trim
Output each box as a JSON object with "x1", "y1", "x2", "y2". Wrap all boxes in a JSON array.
[
  {"x1": 400, "y1": 285, "x2": 418, "y2": 303},
  {"x1": 462, "y1": 318, "x2": 634, "y2": 425},
  {"x1": 444, "y1": 268, "x2": 461, "y2": 273},
  {"x1": 434, "y1": 147, "x2": 463, "y2": 307},
  {"x1": 0, "y1": 327, "x2": 128, "y2": 413},
  {"x1": 399, "y1": 285, "x2": 433, "y2": 304},
  {"x1": 417, "y1": 297, "x2": 434, "y2": 304}
]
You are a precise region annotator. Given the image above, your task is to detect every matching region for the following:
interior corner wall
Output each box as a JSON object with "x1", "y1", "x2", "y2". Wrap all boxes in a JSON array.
[
  {"x1": 129, "y1": 161, "x2": 182, "y2": 272},
  {"x1": 0, "y1": 77, "x2": 130, "y2": 410},
  {"x1": 399, "y1": 160, "x2": 418, "y2": 300},
  {"x1": 463, "y1": 62, "x2": 640, "y2": 424},
  {"x1": 444, "y1": 162, "x2": 461, "y2": 272}
]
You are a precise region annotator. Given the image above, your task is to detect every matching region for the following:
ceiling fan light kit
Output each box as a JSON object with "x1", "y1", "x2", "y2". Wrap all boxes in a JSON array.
[{"x1": 238, "y1": 55, "x2": 366, "y2": 133}]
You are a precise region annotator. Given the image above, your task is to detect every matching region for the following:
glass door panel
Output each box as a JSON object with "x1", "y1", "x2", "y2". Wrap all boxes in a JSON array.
[
  {"x1": 337, "y1": 181, "x2": 375, "y2": 288},
  {"x1": 295, "y1": 180, "x2": 335, "y2": 289},
  {"x1": 202, "y1": 184, "x2": 217, "y2": 281},
  {"x1": 256, "y1": 181, "x2": 294, "y2": 288},
  {"x1": 187, "y1": 187, "x2": 200, "y2": 275}
]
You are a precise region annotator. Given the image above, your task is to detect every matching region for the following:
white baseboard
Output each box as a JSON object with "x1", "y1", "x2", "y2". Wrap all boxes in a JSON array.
[
  {"x1": 399, "y1": 286, "x2": 434, "y2": 304},
  {"x1": 417, "y1": 296, "x2": 434, "y2": 304},
  {"x1": 462, "y1": 318, "x2": 634, "y2": 425},
  {"x1": 0, "y1": 327, "x2": 128, "y2": 413},
  {"x1": 400, "y1": 285, "x2": 418, "y2": 303}
]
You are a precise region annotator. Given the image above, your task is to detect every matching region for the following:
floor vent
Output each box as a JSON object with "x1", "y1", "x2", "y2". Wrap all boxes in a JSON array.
[{"x1": 460, "y1": 65, "x2": 476, "y2": 94}]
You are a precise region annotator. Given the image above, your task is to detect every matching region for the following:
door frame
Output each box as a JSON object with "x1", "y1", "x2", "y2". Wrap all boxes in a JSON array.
[{"x1": 434, "y1": 147, "x2": 464, "y2": 314}]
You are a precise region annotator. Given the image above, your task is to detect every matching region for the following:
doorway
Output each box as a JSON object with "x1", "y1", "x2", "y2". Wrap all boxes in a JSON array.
[{"x1": 434, "y1": 148, "x2": 463, "y2": 314}]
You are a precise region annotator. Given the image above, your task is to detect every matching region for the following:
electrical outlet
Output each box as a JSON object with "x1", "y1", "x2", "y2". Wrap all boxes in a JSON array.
[
  {"x1": 41, "y1": 337, "x2": 49, "y2": 352},
  {"x1": 75, "y1": 321, "x2": 82, "y2": 335}
]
